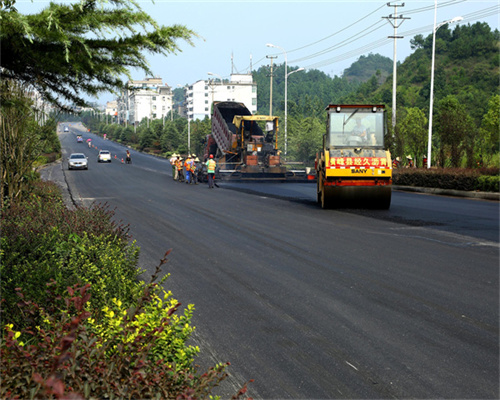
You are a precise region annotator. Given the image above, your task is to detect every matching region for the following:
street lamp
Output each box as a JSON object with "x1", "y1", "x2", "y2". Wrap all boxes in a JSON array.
[
  {"x1": 188, "y1": 118, "x2": 191, "y2": 154},
  {"x1": 207, "y1": 72, "x2": 223, "y2": 112},
  {"x1": 286, "y1": 67, "x2": 305, "y2": 150},
  {"x1": 266, "y1": 43, "x2": 289, "y2": 158},
  {"x1": 207, "y1": 72, "x2": 223, "y2": 85},
  {"x1": 427, "y1": 6, "x2": 463, "y2": 168}
]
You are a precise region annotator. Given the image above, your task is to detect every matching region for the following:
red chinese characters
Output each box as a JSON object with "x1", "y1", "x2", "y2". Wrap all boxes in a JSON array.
[{"x1": 329, "y1": 157, "x2": 388, "y2": 168}]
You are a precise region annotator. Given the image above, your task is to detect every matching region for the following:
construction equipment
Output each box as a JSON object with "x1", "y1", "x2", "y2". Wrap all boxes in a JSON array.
[
  {"x1": 315, "y1": 104, "x2": 392, "y2": 209},
  {"x1": 204, "y1": 101, "x2": 289, "y2": 180}
]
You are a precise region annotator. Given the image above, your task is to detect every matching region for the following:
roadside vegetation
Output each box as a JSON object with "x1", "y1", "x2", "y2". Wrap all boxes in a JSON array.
[
  {"x1": 0, "y1": 181, "x2": 252, "y2": 398},
  {"x1": 1, "y1": 0, "x2": 252, "y2": 398}
]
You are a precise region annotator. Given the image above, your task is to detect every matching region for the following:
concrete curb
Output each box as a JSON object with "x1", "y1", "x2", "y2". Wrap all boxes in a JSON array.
[{"x1": 392, "y1": 185, "x2": 499, "y2": 201}]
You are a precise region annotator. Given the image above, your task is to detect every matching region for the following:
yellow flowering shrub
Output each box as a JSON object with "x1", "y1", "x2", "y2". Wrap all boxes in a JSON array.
[{"x1": 87, "y1": 289, "x2": 199, "y2": 371}]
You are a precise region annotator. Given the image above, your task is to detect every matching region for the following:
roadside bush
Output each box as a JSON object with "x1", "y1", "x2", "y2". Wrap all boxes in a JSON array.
[
  {"x1": 476, "y1": 175, "x2": 500, "y2": 192},
  {"x1": 1, "y1": 282, "x2": 253, "y2": 399},
  {"x1": 88, "y1": 288, "x2": 199, "y2": 372},
  {"x1": 393, "y1": 168, "x2": 499, "y2": 192},
  {"x1": 1, "y1": 181, "x2": 141, "y2": 329}
]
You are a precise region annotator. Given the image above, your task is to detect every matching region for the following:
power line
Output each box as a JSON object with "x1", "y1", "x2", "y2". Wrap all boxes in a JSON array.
[
  {"x1": 290, "y1": 19, "x2": 387, "y2": 64},
  {"x1": 247, "y1": 3, "x2": 498, "y2": 74},
  {"x1": 286, "y1": 3, "x2": 387, "y2": 54},
  {"x1": 286, "y1": 0, "x2": 468, "y2": 66},
  {"x1": 302, "y1": 4, "x2": 499, "y2": 71}
]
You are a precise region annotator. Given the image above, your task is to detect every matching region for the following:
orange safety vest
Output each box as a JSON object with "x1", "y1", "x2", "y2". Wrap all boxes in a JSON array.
[
  {"x1": 175, "y1": 159, "x2": 182, "y2": 170},
  {"x1": 184, "y1": 159, "x2": 192, "y2": 171}
]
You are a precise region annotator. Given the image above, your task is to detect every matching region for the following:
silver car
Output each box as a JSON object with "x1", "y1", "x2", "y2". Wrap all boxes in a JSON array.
[
  {"x1": 98, "y1": 150, "x2": 112, "y2": 163},
  {"x1": 68, "y1": 153, "x2": 88, "y2": 170}
]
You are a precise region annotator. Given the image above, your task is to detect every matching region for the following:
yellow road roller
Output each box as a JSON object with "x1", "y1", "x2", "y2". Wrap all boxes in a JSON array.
[{"x1": 315, "y1": 104, "x2": 392, "y2": 209}]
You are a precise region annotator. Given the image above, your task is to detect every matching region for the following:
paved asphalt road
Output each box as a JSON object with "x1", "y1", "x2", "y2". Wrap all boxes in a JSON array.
[{"x1": 52, "y1": 124, "x2": 498, "y2": 399}]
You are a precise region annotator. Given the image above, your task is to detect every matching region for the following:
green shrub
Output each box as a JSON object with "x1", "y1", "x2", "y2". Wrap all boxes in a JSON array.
[
  {"x1": 1, "y1": 181, "x2": 141, "y2": 329},
  {"x1": 1, "y1": 181, "x2": 254, "y2": 398},
  {"x1": 1, "y1": 283, "x2": 253, "y2": 399},
  {"x1": 393, "y1": 168, "x2": 499, "y2": 192},
  {"x1": 88, "y1": 289, "x2": 199, "y2": 372},
  {"x1": 477, "y1": 175, "x2": 500, "y2": 192}
]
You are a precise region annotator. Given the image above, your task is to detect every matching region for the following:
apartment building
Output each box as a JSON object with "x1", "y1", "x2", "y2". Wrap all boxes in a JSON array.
[
  {"x1": 117, "y1": 77, "x2": 173, "y2": 125},
  {"x1": 105, "y1": 101, "x2": 118, "y2": 123},
  {"x1": 184, "y1": 73, "x2": 257, "y2": 120}
]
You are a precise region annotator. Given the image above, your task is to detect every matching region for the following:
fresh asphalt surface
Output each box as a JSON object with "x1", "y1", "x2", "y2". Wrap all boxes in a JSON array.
[{"x1": 52, "y1": 124, "x2": 498, "y2": 399}]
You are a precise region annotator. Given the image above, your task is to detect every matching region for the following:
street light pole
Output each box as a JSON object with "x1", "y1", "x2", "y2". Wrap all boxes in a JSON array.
[
  {"x1": 427, "y1": 5, "x2": 463, "y2": 168},
  {"x1": 266, "y1": 55, "x2": 278, "y2": 116},
  {"x1": 207, "y1": 72, "x2": 223, "y2": 115},
  {"x1": 266, "y1": 43, "x2": 288, "y2": 158}
]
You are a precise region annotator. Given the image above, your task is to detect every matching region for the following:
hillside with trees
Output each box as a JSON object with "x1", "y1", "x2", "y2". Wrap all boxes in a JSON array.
[
  {"x1": 341, "y1": 22, "x2": 499, "y2": 167},
  {"x1": 253, "y1": 52, "x2": 393, "y2": 117},
  {"x1": 342, "y1": 53, "x2": 393, "y2": 83}
]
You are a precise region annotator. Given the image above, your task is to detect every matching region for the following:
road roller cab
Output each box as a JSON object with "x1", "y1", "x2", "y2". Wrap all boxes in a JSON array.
[{"x1": 316, "y1": 105, "x2": 392, "y2": 209}]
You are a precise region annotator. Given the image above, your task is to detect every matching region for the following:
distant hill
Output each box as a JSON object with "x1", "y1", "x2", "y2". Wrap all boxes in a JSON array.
[
  {"x1": 253, "y1": 53, "x2": 393, "y2": 116},
  {"x1": 252, "y1": 64, "x2": 361, "y2": 117},
  {"x1": 252, "y1": 22, "x2": 498, "y2": 126},
  {"x1": 342, "y1": 53, "x2": 393, "y2": 84},
  {"x1": 341, "y1": 22, "x2": 499, "y2": 125}
]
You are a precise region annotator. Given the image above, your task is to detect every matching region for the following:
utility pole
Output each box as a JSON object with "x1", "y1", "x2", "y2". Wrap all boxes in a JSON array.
[
  {"x1": 266, "y1": 55, "x2": 278, "y2": 116},
  {"x1": 383, "y1": 3, "x2": 410, "y2": 133}
]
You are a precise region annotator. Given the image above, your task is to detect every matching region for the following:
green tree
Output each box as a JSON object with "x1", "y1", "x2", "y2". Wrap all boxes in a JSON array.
[
  {"x1": 480, "y1": 94, "x2": 500, "y2": 154},
  {"x1": 436, "y1": 95, "x2": 474, "y2": 167},
  {"x1": 139, "y1": 127, "x2": 156, "y2": 151},
  {"x1": 0, "y1": 80, "x2": 49, "y2": 208},
  {"x1": 287, "y1": 116, "x2": 323, "y2": 164},
  {"x1": 160, "y1": 121, "x2": 182, "y2": 153},
  {"x1": 0, "y1": 0, "x2": 195, "y2": 110},
  {"x1": 399, "y1": 107, "x2": 428, "y2": 165},
  {"x1": 189, "y1": 117, "x2": 211, "y2": 157}
]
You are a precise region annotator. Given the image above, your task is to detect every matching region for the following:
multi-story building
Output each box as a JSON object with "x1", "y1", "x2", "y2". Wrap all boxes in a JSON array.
[
  {"x1": 105, "y1": 101, "x2": 118, "y2": 123},
  {"x1": 118, "y1": 77, "x2": 173, "y2": 125},
  {"x1": 184, "y1": 73, "x2": 257, "y2": 121}
]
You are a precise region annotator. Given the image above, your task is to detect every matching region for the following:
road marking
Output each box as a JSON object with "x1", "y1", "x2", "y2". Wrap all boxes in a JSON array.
[
  {"x1": 81, "y1": 197, "x2": 115, "y2": 201},
  {"x1": 345, "y1": 361, "x2": 359, "y2": 371},
  {"x1": 388, "y1": 226, "x2": 498, "y2": 248}
]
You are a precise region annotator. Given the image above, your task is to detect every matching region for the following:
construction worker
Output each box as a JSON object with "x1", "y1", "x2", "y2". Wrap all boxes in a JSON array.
[
  {"x1": 191, "y1": 157, "x2": 200, "y2": 185},
  {"x1": 170, "y1": 153, "x2": 178, "y2": 180},
  {"x1": 206, "y1": 154, "x2": 216, "y2": 189},
  {"x1": 175, "y1": 156, "x2": 184, "y2": 182},
  {"x1": 184, "y1": 155, "x2": 193, "y2": 184}
]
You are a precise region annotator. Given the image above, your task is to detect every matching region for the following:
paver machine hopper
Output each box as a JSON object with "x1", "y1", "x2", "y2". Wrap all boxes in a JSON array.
[{"x1": 204, "y1": 101, "x2": 288, "y2": 180}]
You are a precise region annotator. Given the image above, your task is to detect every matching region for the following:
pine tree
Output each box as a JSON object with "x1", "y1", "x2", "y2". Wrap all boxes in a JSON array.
[{"x1": 0, "y1": 0, "x2": 195, "y2": 110}]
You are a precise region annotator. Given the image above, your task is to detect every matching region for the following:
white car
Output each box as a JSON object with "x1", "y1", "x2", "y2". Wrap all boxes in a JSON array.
[
  {"x1": 98, "y1": 150, "x2": 112, "y2": 163},
  {"x1": 64, "y1": 126, "x2": 69, "y2": 132},
  {"x1": 68, "y1": 153, "x2": 88, "y2": 170}
]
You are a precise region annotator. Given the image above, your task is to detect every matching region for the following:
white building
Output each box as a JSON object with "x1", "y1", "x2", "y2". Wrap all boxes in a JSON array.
[
  {"x1": 184, "y1": 73, "x2": 257, "y2": 120},
  {"x1": 105, "y1": 101, "x2": 118, "y2": 122},
  {"x1": 118, "y1": 77, "x2": 173, "y2": 125}
]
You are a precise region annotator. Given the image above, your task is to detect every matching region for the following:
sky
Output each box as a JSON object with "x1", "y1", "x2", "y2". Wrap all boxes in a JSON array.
[{"x1": 14, "y1": 0, "x2": 500, "y2": 104}]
